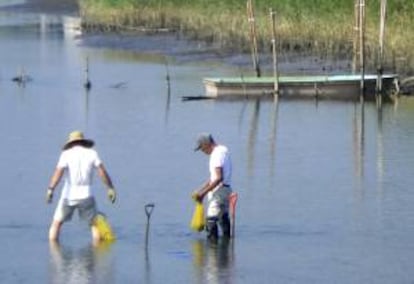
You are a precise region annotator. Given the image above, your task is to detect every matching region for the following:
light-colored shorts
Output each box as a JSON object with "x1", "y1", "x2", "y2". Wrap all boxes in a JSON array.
[
  {"x1": 53, "y1": 197, "x2": 97, "y2": 225},
  {"x1": 206, "y1": 185, "x2": 232, "y2": 218}
]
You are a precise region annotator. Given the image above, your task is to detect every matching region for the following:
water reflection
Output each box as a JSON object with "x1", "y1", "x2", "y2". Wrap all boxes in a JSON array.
[
  {"x1": 192, "y1": 239, "x2": 235, "y2": 284},
  {"x1": 144, "y1": 245, "x2": 153, "y2": 284},
  {"x1": 164, "y1": 57, "x2": 172, "y2": 125},
  {"x1": 83, "y1": 87, "x2": 90, "y2": 129},
  {"x1": 247, "y1": 99, "x2": 261, "y2": 179},
  {"x1": 353, "y1": 101, "x2": 365, "y2": 181},
  {"x1": 376, "y1": 105, "x2": 384, "y2": 196},
  {"x1": 48, "y1": 242, "x2": 114, "y2": 284},
  {"x1": 269, "y1": 97, "x2": 279, "y2": 186}
]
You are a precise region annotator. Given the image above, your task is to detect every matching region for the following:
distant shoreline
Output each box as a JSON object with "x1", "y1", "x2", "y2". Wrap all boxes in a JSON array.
[
  {"x1": 0, "y1": 0, "x2": 78, "y2": 14},
  {"x1": 78, "y1": 0, "x2": 414, "y2": 76}
]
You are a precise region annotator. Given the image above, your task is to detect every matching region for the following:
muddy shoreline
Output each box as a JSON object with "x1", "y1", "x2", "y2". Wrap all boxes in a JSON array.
[{"x1": 3, "y1": 0, "x2": 409, "y2": 84}]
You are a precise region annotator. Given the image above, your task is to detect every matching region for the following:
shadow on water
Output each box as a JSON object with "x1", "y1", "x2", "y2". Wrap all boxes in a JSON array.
[{"x1": 48, "y1": 241, "x2": 115, "y2": 283}]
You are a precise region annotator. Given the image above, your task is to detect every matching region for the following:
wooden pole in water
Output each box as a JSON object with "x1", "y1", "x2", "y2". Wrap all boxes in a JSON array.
[
  {"x1": 84, "y1": 56, "x2": 91, "y2": 90},
  {"x1": 359, "y1": 0, "x2": 366, "y2": 99},
  {"x1": 376, "y1": 0, "x2": 387, "y2": 97},
  {"x1": 269, "y1": 8, "x2": 279, "y2": 96},
  {"x1": 247, "y1": 0, "x2": 261, "y2": 77},
  {"x1": 352, "y1": 0, "x2": 360, "y2": 73}
]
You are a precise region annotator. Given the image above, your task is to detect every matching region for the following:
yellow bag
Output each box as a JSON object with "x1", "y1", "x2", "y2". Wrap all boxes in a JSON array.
[
  {"x1": 94, "y1": 213, "x2": 116, "y2": 242},
  {"x1": 190, "y1": 201, "x2": 205, "y2": 232}
]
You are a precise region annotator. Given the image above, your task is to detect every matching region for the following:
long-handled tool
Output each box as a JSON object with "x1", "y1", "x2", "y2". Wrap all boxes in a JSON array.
[
  {"x1": 229, "y1": 192, "x2": 238, "y2": 238},
  {"x1": 144, "y1": 203, "x2": 155, "y2": 246}
]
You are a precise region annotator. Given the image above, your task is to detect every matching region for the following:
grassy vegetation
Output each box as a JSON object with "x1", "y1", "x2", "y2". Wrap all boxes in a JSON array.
[{"x1": 78, "y1": 0, "x2": 414, "y2": 75}]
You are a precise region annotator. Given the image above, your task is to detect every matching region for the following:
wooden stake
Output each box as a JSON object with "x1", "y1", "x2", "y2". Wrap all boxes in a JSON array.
[
  {"x1": 359, "y1": 0, "x2": 366, "y2": 99},
  {"x1": 376, "y1": 0, "x2": 387, "y2": 97},
  {"x1": 84, "y1": 56, "x2": 91, "y2": 90},
  {"x1": 247, "y1": 0, "x2": 261, "y2": 77},
  {"x1": 269, "y1": 8, "x2": 279, "y2": 95},
  {"x1": 352, "y1": 0, "x2": 360, "y2": 73}
]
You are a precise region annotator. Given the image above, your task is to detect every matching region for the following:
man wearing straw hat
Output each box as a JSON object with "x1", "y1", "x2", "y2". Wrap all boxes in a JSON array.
[
  {"x1": 45, "y1": 130, "x2": 117, "y2": 243},
  {"x1": 192, "y1": 133, "x2": 232, "y2": 241}
]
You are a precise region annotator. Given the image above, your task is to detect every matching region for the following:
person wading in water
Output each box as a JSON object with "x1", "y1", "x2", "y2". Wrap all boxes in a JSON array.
[
  {"x1": 192, "y1": 133, "x2": 232, "y2": 241},
  {"x1": 45, "y1": 130, "x2": 117, "y2": 244}
]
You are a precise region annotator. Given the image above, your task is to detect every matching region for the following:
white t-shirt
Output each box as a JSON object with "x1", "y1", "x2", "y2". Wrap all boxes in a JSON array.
[
  {"x1": 209, "y1": 144, "x2": 232, "y2": 187},
  {"x1": 57, "y1": 145, "x2": 102, "y2": 201}
]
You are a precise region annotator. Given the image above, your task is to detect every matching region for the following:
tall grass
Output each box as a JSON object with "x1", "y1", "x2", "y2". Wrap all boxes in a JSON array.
[{"x1": 79, "y1": 0, "x2": 414, "y2": 75}]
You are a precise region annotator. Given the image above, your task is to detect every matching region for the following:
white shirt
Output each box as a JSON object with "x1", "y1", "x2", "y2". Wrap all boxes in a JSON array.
[
  {"x1": 209, "y1": 144, "x2": 232, "y2": 187},
  {"x1": 57, "y1": 145, "x2": 102, "y2": 201}
]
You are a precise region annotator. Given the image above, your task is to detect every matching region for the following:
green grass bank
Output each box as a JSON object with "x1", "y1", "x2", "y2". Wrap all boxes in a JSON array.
[{"x1": 78, "y1": 0, "x2": 414, "y2": 75}]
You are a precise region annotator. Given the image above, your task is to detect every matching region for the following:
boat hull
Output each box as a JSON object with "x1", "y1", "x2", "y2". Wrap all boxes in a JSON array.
[{"x1": 204, "y1": 74, "x2": 398, "y2": 100}]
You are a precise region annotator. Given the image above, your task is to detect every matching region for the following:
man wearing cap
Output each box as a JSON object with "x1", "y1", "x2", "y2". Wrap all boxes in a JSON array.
[
  {"x1": 193, "y1": 133, "x2": 232, "y2": 241},
  {"x1": 45, "y1": 130, "x2": 117, "y2": 243}
]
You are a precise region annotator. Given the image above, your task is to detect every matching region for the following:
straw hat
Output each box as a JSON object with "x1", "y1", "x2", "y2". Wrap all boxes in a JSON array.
[{"x1": 63, "y1": 130, "x2": 94, "y2": 150}]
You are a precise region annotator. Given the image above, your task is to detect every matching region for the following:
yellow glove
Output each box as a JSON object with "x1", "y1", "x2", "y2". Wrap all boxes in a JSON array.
[
  {"x1": 107, "y1": 188, "x2": 116, "y2": 204},
  {"x1": 46, "y1": 188, "x2": 53, "y2": 204}
]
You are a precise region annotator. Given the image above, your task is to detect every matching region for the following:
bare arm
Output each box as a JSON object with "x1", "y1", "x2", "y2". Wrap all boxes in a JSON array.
[
  {"x1": 97, "y1": 164, "x2": 114, "y2": 189},
  {"x1": 196, "y1": 167, "x2": 223, "y2": 201},
  {"x1": 48, "y1": 167, "x2": 64, "y2": 191}
]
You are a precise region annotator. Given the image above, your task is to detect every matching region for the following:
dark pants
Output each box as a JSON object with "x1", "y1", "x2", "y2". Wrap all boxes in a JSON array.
[{"x1": 206, "y1": 213, "x2": 231, "y2": 241}]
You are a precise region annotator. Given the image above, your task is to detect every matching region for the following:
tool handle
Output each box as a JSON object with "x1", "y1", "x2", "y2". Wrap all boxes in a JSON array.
[{"x1": 145, "y1": 203, "x2": 155, "y2": 218}]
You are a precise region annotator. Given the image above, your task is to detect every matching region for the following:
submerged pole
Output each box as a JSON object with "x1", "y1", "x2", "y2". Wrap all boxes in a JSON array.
[{"x1": 269, "y1": 8, "x2": 279, "y2": 95}]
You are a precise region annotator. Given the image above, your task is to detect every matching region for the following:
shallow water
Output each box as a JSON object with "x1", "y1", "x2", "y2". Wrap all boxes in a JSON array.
[{"x1": 1, "y1": 2, "x2": 414, "y2": 284}]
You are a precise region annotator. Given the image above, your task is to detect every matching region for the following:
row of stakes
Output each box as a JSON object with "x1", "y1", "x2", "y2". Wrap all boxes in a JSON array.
[
  {"x1": 10, "y1": 57, "x2": 171, "y2": 91},
  {"x1": 10, "y1": 58, "x2": 92, "y2": 89},
  {"x1": 10, "y1": 63, "x2": 91, "y2": 89}
]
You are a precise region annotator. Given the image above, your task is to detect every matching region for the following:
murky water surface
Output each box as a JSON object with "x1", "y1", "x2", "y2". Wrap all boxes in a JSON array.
[{"x1": 1, "y1": 2, "x2": 414, "y2": 283}]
